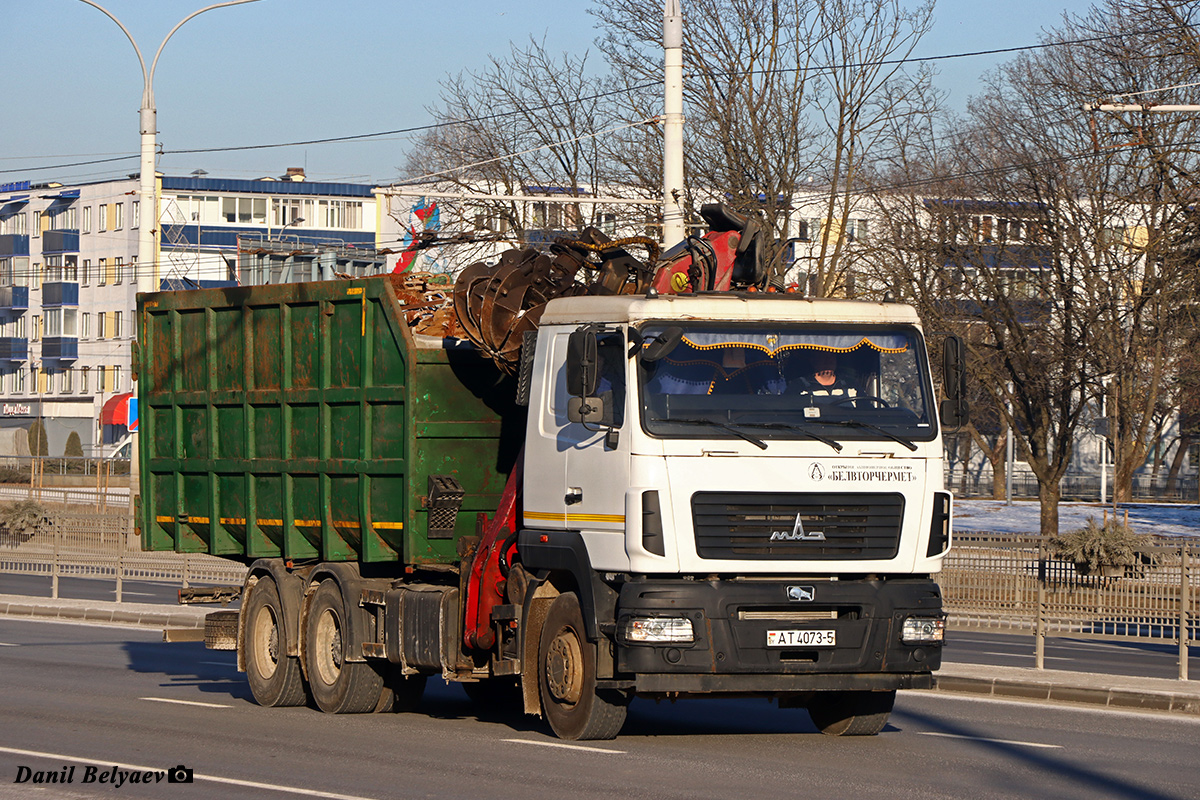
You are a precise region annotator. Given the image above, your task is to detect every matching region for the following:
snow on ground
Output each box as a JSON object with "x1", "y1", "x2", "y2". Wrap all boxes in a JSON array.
[{"x1": 954, "y1": 499, "x2": 1200, "y2": 538}]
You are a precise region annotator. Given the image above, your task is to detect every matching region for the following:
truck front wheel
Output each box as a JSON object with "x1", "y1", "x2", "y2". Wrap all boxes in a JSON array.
[
  {"x1": 305, "y1": 579, "x2": 385, "y2": 714},
  {"x1": 537, "y1": 592, "x2": 628, "y2": 740},
  {"x1": 807, "y1": 690, "x2": 896, "y2": 736},
  {"x1": 244, "y1": 577, "x2": 307, "y2": 707}
]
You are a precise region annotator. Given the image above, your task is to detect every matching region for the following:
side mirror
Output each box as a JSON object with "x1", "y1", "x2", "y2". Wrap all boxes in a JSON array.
[
  {"x1": 940, "y1": 334, "x2": 969, "y2": 428},
  {"x1": 567, "y1": 396, "x2": 606, "y2": 424},
  {"x1": 566, "y1": 328, "x2": 599, "y2": 397},
  {"x1": 639, "y1": 327, "x2": 684, "y2": 363}
]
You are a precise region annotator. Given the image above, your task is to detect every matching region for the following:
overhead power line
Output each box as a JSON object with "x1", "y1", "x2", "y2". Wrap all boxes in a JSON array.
[{"x1": 3, "y1": 29, "x2": 1166, "y2": 178}]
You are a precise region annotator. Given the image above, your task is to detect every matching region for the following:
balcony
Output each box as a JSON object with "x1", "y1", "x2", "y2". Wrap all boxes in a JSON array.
[
  {"x1": 42, "y1": 281, "x2": 79, "y2": 306},
  {"x1": 0, "y1": 337, "x2": 27, "y2": 361},
  {"x1": 0, "y1": 234, "x2": 29, "y2": 257},
  {"x1": 41, "y1": 337, "x2": 78, "y2": 361},
  {"x1": 0, "y1": 286, "x2": 28, "y2": 310},
  {"x1": 41, "y1": 229, "x2": 79, "y2": 254}
]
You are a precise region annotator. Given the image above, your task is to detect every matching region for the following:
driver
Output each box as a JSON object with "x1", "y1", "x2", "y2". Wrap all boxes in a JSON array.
[{"x1": 788, "y1": 352, "x2": 857, "y2": 398}]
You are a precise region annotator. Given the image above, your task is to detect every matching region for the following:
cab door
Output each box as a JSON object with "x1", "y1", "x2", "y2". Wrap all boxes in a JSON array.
[{"x1": 522, "y1": 328, "x2": 631, "y2": 571}]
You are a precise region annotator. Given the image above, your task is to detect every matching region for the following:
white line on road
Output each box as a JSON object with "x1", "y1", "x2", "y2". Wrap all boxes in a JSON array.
[
  {"x1": 501, "y1": 738, "x2": 625, "y2": 754},
  {"x1": 111, "y1": 591, "x2": 160, "y2": 598},
  {"x1": 0, "y1": 642, "x2": 19, "y2": 647},
  {"x1": 140, "y1": 697, "x2": 232, "y2": 708},
  {"x1": 980, "y1": 651, "x2": 1074, "y2": 661},
  {"x1": 917, "y1": 732, "x2": 1062, "y2": 749},
  {"x1": 0, "y1": 745, "x2": 383, "y2": 800}
]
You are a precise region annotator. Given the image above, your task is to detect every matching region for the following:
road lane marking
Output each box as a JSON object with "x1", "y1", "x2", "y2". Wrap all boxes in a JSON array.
[
  {"x1": 0, "y1": 746, "x2": 383, "y2": 800},
  {"x1": 502, "y1": 738, "x2": 625, "y2": 754},
  {"x1": 0, "y1": 642, "x2": 19, "y2": 646},
  {"x1": 917, "y1": 732, "x2": 1062, "y2": 749},
  {"x1": 979, "y1": 651, "x2": 1074, "y2": 661},
  {"x1": 141, "y1": 697, "x2": 232, "y2": 708}
]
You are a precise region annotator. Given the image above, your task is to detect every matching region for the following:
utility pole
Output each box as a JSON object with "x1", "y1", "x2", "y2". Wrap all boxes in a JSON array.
[{"x1": 662, "y1": 0, "x2": 686, "y2": 248}]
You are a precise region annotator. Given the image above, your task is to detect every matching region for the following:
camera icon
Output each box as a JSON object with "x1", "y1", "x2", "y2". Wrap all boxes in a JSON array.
[{"x1": 167, "y1": 766, "x2": 194, "y2": 784}]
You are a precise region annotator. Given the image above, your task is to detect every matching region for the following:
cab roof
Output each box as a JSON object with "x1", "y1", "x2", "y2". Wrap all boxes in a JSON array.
[{"x1": 539, "y1": 293, "x2": 922, "y2": 327}]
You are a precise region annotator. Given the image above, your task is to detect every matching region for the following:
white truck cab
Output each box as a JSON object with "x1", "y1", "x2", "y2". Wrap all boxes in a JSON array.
[{"x1": 516, "y1": 293, "x2": 953, "y2": 714}]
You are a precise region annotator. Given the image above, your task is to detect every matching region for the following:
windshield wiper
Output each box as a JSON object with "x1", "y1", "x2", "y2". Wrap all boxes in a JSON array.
[
  {"x1": 734, "y1": 421, "x2": 843, "y2": 453},
  {"x1": 823, "y1": 419, "x2": 918, "y2": 451},
  {"x1": 668, "y1": 417, "x2": 768, "y2": 450}
]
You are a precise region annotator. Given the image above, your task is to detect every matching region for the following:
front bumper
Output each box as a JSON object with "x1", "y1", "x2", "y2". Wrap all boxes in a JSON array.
[{"x1": 615, "y1": 577, "x2": 943, "y2": 692}]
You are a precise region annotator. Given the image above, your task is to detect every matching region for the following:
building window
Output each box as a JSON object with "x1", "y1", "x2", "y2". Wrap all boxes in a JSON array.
[
  {"x1": 132, "y1": 200, "x2": 139, "y2": 229},
  {"x1": 113, "y1": 365, "x2": 122, "y2": 392},
  {"x1": 81, "y1": 259, "x2": 90, "y2": 285},
  {"x1": 112, "y1": 311, "x2": 121, "y2": 338},
  {"x1": 32, "y1": 263, "x2": 41, "y2": 290},
  {"x1": 45, "y1": 308, "x2": 77, "y2": 337},
  {"x1": 14, "y1": 368, "x2": 24, "y2": 393},
  {"x1": 99, "y1": 205, "x2": 107, "y2": 232},
  {"x1": 82, "y1": 206, "x2": 92, "y2": 234},
  {"x1": 114, "y1": 203, "x2": 123, "y2": 230},
  {"x1": 40, "y1": 368, "x2": 51, "y2": 395},
  {"x1": 80, "y1": 366, "x2": 89, "y2": 394},
  {"x1": 97, "y1": 312, "x2": 107, "y2": 340},
  {"x1": 114, "y1": 257, "x2": 123, "y2": 285},
  {"x1": 130, "y1": 255, "x2": 137, "y2": 285},
  {"x1": 61, "y1": 368, "x2": 72, "y2": 394},
  {"x1": 99, "y1": 258, "x2": 107, "y2": 286},
  {"x1": 82, "y1": 312, "x2": 91, "y2": 339},
  {"x1": 31, "y1": 315, "x2": 39, "y2": 342},
  {"x1": 32, "y1": 211, "x2": 41, "y2": 237}
]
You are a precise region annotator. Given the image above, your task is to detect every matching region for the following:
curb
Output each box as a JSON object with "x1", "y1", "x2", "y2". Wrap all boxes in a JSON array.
[
  {"x1": 0, "y1": 596, "x2": 206, "y2": 630},
  {"x1": 930, "y1": 670, "x2": 1200, "y2": 716}
]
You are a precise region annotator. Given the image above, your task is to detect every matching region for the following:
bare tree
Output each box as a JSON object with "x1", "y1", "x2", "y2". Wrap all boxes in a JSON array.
[
  {"x1": 400, "y1": 37, "x2": 646, "y2": 262},
  {"x1": 866, "y1": 0, "x2": 1200, "y2": 532}
]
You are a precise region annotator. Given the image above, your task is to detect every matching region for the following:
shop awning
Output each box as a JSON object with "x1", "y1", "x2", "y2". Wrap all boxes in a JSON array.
[{"x1": 100, "y1": 392, "x2": 138, "y2": 431}]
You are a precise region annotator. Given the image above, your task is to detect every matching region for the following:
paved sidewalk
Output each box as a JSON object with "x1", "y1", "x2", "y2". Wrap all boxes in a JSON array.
[{"x1": 2, "y1": 592, "x2": 1199, "y2": 716}]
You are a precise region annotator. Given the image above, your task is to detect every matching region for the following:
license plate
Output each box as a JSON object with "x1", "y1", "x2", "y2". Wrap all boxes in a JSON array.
[{"x1": 767, "y1": 629, "x2": 836, "y2": 647}]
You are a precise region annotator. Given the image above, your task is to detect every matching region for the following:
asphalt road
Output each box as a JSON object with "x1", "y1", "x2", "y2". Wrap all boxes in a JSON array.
[{"x1": 0, "y1": 618, "x2": 1197, "y2": 800}]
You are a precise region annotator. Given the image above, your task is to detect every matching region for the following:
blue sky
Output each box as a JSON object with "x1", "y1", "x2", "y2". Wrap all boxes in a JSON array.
[{"x1": 2, "y1": 0, "x2": 1097, "y2": 188}]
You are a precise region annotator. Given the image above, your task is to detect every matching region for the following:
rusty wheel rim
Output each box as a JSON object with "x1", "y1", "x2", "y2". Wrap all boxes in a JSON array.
[
  {"x1": 313, "y1": 608, "x2": 344, "y2": 687},
  {"x1": 249, "y1": 602, "x2": 280, "y2": 680},
  {"x1": 545, "y1": 626, "x2": 584, "y2": 706}
]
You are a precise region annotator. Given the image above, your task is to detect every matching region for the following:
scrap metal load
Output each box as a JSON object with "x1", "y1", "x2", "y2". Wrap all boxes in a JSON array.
[{"x1": 452, "y1": 202, "x2": 768, "y2": 373}]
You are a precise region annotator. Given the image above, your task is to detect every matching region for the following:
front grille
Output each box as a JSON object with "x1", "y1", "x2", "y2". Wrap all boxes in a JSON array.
[{"x1": 692, "y1": 492, "x2": 904, "y2": 560}]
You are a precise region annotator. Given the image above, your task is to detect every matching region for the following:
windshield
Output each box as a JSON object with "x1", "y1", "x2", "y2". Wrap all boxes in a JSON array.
[{"x1": 638, "y1": 324, "x2": 935, "y2": 444}]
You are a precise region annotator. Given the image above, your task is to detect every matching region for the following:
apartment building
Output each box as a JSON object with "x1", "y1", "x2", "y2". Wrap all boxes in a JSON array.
[{"x1": 0, "y1": 170, "x2": 386, "y2": 458}]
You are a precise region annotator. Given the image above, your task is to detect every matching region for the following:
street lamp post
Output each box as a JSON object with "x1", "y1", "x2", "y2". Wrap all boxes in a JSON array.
[{"x1": 77, "y1": 0, "x2": 260, "y2": 296}]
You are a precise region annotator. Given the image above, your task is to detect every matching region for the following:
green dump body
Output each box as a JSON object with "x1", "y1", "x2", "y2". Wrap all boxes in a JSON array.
[{"x1": 136, "y1": 275, "x2": 522, "y2": 566}]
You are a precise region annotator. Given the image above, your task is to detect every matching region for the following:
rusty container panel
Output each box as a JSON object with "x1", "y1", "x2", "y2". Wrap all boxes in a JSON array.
[{"x1": 136, "y1": 276, "x2": 520, "y2": 565}]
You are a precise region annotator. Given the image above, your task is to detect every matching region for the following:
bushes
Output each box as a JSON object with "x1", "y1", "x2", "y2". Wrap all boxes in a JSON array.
[
  {"x1": 0, "y1": 499, "x2": 52, "y2": 545},
  {"x1": 1049, "y1": 516, "x2": 1150, "y2": 575}
]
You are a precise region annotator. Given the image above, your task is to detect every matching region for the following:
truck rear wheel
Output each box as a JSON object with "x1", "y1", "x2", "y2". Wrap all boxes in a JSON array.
[
  {"x1": 538, "y1": 592, "x2": 628, "y2": 740},
  {"x1": 244, "y1": 577, "x2": 307, "y2": 707},
  {"x1": 305, "y1": 579, "x2": 384, "y2": 714},
  {"x1": 807, "y1": 690, "x2": 896, "y2": 736}
]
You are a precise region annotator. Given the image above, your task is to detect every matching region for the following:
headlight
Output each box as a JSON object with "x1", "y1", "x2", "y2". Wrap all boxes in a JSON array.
[
  {"x1": 901, "y1": 616, "x2": 945, "y2": 644},
  {"x1": 621, "y1": 616, "x2": 695, "y2": 644}
]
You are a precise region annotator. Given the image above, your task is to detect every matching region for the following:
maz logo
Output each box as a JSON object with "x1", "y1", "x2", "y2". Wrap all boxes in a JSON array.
[
  {"x1": 769, "y1": 513, "x2": 826, "y2": 542},
  {"x1": 787, "y1": 585, "x2": 816, "y2": 602}
]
